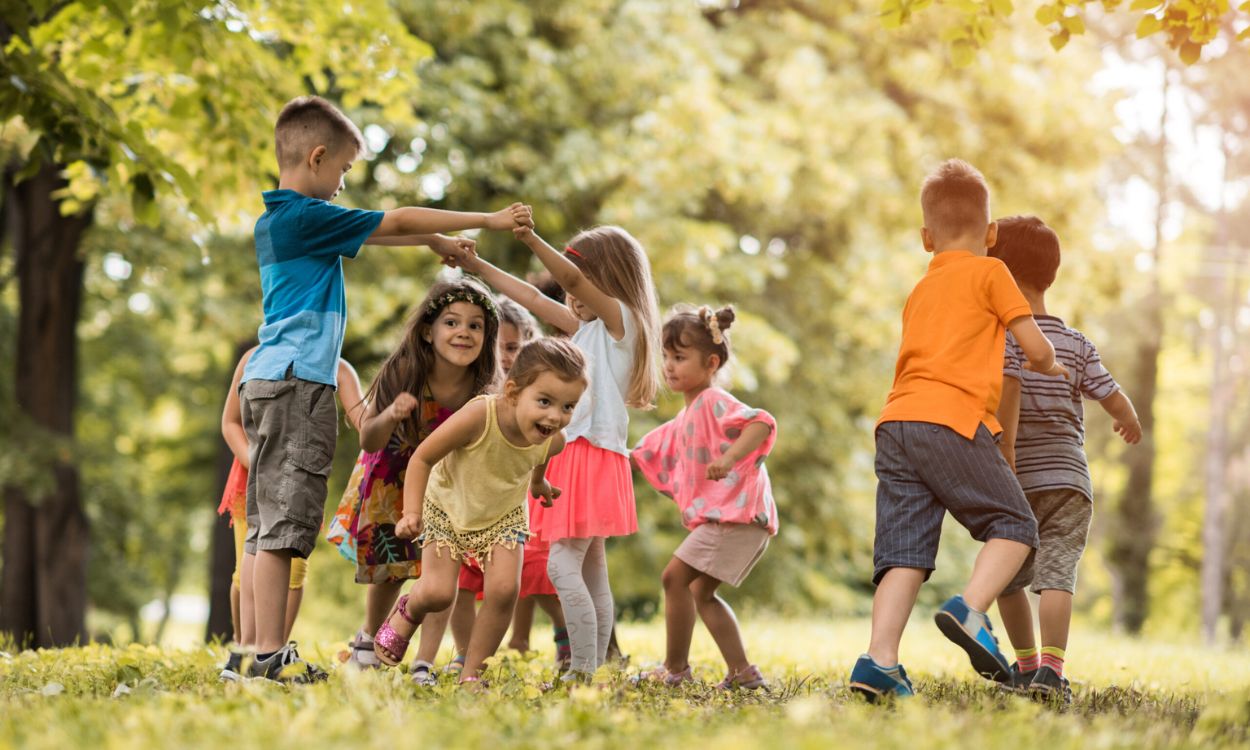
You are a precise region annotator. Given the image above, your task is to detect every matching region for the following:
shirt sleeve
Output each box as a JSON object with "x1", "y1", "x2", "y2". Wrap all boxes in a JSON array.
[
  {"x1": 1079, "y1": 337, "x2": 1119, "y2": 401},
  {"x1": 631, "y1": 420, "x2": 681, "y2": 499},
  {"x1": 1003, "y1": 332, "x2": 1023, "y2": 381},
  {"x1": 299, "y1": 199, "x2": 385, "y2": 259},
  {"x1": 984, "y1": 261, "x2": 1033, "y2": 327},
  {"x1": 716, "y1": 391, "x2": 778, "y2": 459}
]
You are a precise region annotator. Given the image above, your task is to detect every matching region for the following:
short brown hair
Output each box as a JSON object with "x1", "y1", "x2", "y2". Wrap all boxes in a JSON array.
[
  {"x1": 990, "y1": 215, "x2": 1061, "y2": 291},
  {"x1": 274, "y1": 96, "x2": 365, "y2": 170},
  {"x1": 662, "y1": 305, "x2": 735, "y2": 369},
  {"x1": 920, "y1": 159, "x2": 991, "y2": 244},
  {"x1": 507, "y1": 338, "x2": 588, "y2": 393},
  {"x1": 497, "y1": 297, "x2": 539, "y2": 342}
]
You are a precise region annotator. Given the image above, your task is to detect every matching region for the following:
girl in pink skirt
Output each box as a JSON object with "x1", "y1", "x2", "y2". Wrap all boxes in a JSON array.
[
  {"x1": 633, "y1": 306, "x2": 779, "y2": 690},
  {"x1": 460, "y1": 225, "x2": 660, "y2": 679}
]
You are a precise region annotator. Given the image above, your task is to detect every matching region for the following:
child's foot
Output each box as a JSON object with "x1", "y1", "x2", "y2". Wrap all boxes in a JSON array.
[
  {"x1": 219, "y1": 649, "x2": 247, "y2": 682},
  {"x1": 1028, "y1": 666, "x2": 1073, "y2": 706},
  {"x1": 632, "y1": 665, "x2": 693, "y2": 687},
  {"x1": 998, "y1": 662, "x2": 1038, "y2": 694},
  {"x1": 346, "y1": 630, "x2": 380, "y2": 670},
  {"x1": 554, "y1": 627, "x2": 571, "y2": 672},
  {"x1": 442, "y1": 654, "x2": 465, "y2": 676},
  {"x1": 246, "y1": 642, "x2": 328, "y2": 684},
  {"x1": 848, "y1": 655, "x2": 915, "y2": 702},
  {"x1": 373, "y1": 595, "x2": 417, "y2": 667},
  {"x1": 410, "y1": 660, "x2": 438, "y2": 687},
  {"x1": 933, "y1": 595, "x2": 1011, "y2": 683},
  {"x1": 715, "y1": 664, "x2": 767, "y2": 691}
]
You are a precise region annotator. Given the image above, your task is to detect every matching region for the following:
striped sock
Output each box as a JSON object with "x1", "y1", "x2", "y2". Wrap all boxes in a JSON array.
[
  {"x1": 1015, "y1": 647, "x2": 1040, "y2": 672},
  {"x1": 1040, "y1": 646, "x2": 1065, "y2": 676}
]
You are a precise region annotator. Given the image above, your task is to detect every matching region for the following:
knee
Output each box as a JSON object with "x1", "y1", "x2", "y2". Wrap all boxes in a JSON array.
[
  {"x1": 426, "y1": 583, "x2": 458, "y2": 613},
  {"x1": 489, "y1": 581, "x2": 520, "y2": 607},
  {"x1": 689, "y1": 579, "x2": 719, "y2": 604},
  {"x1": 661, "y1": 566, "x2": 685, "y2": 592}
]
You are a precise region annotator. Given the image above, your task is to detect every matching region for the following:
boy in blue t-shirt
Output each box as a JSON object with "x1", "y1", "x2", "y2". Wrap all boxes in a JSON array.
[{"x1": 239, "y1": 96, "x2": 531, "y2": 682}]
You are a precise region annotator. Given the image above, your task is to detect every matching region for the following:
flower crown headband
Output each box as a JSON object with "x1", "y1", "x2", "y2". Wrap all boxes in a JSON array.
[{"x1": 423, "y1": 289, "x2": 498, "y2": 322}]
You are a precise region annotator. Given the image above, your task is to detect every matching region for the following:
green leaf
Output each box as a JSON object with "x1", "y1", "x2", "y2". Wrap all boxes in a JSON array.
[
  {"x1": 1179, "y1": 40, "x2": 1202, "y2": 64},
  {"x1": 950, "y1": 39, "x2": 976, "y2": 67},
  {"x1": 1050, "y1": 29, "x2": 1071, "y2": 50},
  {"x1": 989, "y1": 0, "x2": 1014, "y2": 16},
  {"x1": 1060, "y1": 14, "x2": 1086, "y2": 35},
  {"x1": 1035, "y1": 4, "x2": 1061, "y2": 25},
  {"x1": 1136, "y1": 14, "x2": 1164, "y2": 37}
]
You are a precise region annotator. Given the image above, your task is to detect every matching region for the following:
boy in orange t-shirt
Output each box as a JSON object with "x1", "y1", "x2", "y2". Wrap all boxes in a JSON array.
[{"x1": 848, "y1": 160, "x2": 1069, "y2": 701}]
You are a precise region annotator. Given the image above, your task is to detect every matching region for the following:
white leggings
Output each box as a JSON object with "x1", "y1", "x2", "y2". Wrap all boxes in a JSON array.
[{"x1": 547, "y1": 537, "x2": 614, "y2": 674}]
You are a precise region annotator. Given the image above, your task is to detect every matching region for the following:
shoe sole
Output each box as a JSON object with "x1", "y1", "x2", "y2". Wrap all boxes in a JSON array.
[
  {"x1": 219, "y1": 670, "x2": 243, "y2": 683},
  {"x1": 933, "y1": 611, "x2": 1009, "y2": 683}
]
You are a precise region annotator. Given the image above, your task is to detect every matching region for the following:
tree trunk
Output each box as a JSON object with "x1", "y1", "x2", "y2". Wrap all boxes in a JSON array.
[
  {"x1": 0, "y1": 161, "x2": 92, "y2": 648},
  {"x1": 205, "y1": 340, "x2": 252, "y2": 643}
]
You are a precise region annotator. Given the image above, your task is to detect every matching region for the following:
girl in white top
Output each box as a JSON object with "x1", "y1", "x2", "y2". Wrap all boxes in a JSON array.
[{"x1": 461, "y1": 224, "x2": 660, "y2": 678}]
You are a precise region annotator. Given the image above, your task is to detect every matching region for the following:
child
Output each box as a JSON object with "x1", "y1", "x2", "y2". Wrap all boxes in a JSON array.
[
  {"x1": 218, "y1": 347, "x2": 365, "y2": 681},
  {"x1": 989, "y1": 216, "x2": 1142, "y2": 703},
  {"x1": 324, "y1": 277, "x2": 500, "y2": 684},
  {"x1": 239, "y1": 94, "x2": 531, "y2": 681},
  {"x1": 372, "y1": 338, "x2": 590, "y2": 683},
  {"x1": 848, "y1": 159, "x2": 1069, "y2": 701},
  {"x1": 459, "y1": 224, "x2": 661, "y2": 679},
  {"x1": 633, "y1": 305, "x2": 779, "y2": 690}
]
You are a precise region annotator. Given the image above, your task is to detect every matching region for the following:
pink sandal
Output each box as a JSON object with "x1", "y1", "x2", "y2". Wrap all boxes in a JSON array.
[{"x1": 373, "y1": 595, "x2": 417, "y2": 667}]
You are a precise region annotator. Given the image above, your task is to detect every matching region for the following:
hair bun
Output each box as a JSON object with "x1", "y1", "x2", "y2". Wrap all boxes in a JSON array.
[{"x1": 714, "y1": 306, "x2": 735, "y2": 331}]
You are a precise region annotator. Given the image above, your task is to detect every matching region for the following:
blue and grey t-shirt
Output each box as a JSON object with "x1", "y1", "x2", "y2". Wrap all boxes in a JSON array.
[
  {"x1": 1004, "y1": 315, "x2": 1119, "y2": 502},
  {"x1": 241, "y1": 189, "x2": 384, "y2": 388}
]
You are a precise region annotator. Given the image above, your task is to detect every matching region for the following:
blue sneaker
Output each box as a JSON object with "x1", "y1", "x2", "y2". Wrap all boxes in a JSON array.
[
  {"x1": 934, "y1": 595, "x2": 1010, "y2": 683},
  {"x1": 849, "y1": 655, "x2": 915, "y2": 701}
]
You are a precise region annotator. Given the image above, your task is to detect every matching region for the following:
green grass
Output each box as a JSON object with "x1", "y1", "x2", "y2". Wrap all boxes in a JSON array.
[{"x1": 2, "y1": 618, "x2": 1248, "y2": 749}]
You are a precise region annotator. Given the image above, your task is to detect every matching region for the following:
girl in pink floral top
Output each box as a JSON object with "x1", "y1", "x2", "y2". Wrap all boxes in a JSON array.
[{"x1": 632, "y1": 305, "x2": 778, "y2": 691}]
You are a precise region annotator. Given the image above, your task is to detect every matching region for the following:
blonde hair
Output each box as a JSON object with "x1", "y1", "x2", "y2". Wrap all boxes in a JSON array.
[{"x1": 565, "y1": 226, "x2": 661, "y2": 409}]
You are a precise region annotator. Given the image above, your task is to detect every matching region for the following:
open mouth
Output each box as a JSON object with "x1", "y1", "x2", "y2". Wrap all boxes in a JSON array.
[{"x1": 535, "y1": 424, "x2": 556, "y2": 438}]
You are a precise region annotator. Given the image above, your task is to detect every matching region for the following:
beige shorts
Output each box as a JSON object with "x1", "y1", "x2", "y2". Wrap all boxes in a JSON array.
[
  {"x1": 674, "y1": 522, "x2": 770, "y2": 587},
  {"x1": 1003, "y1": 488, "x2": 1093, "y2": 595}
]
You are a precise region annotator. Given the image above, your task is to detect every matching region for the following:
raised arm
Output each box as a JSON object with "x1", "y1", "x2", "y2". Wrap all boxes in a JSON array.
[
  {"x1": 358, "y1": 391, "x2": 419, "y2": 453},
  {"x1": 221, "y1": 347, "x2": 258, "y2": 469},
  {"x1": 1098, "y1": 389, "x2": 1142, "y2": 445},
  {"x1": 395, "y1": 399, "x2": 489, "y2": 540},
  {"x1": 336, "y1": 359, "x2": 366, "y2": 432},
  {"x1": 459, "y1": 254, "x2": 579, "y2": 335},
  {"x1": 516, "y1": 228, "x2": 625, "y2": 339},
  {"x1": 369, "y1": 203, "x2": 531, "y2": 240},
  {"x1": 996, "y1": 374, "x2": 1022, "y2": 470},
  {"x1": 1007, "y1": 316, "x2": 1068, "y2": 379}
]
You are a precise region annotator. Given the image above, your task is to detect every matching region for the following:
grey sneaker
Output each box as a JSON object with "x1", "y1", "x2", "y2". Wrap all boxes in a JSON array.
[
  {"x1": 410, "y1": 660, "x2": 438, "y2": 687},
  {"x1": 246, "y1": 642, "x2": 328, "y2": 684},
  {"x1": 346, "y1": 630, "x2": 380, "y2": 670},
  {"x1": 1028, "y1": 665, "x2": 1072, "y2": 706},
  {"x1": 999, "y1": 662, "x2": 1038, "y2": 694},
  {"x1": 219, "y1": 650, "x2": 247, "y2": 682}
]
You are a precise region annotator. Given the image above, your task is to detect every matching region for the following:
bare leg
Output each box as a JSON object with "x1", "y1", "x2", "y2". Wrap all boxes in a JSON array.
[
  {"x1": 382, "y1": 549, "x2": 461, "y2": 642},
  {"x1": 415, "y1": 601, "x2": 451, "y2": 664},
  {"x1": 450, "y1": 591, "x2": 477, "y2": 656},
  {"x1": 252, "y1": 549, "x2": 293, "y2": 653},
  {"x1": 463, "y1": 545, "x2": 523, "y2": 677},
  {"x1": 230, "y1": 582, "x2": 242, "y2": 645},
  {"x1": 996, "y1": 589, "x2": 1036, "y2": 652},
  {"x1": 283, "y1": 587, "x2": 304, "y2": 642},
  {"x1": 690, "y1": 573, "x2": 750, "y2": 674},
  {"x1": 508, "y1": 597, "x2": 536, "y2": 651},
  {"x1": 962, "y1": 539, "x2": 1031, "y2": 612},
  {"x1": 239, "y1": 552, "x2": 256, "y2": 647},
  {"x1": 661, "y1": 557, "x2": 700, "y2": 672},
  {"x1": 866, "y1": 566, "x2": 926, "y2": 666},
  {"x1": 365, "y1": 580, "x2": 404, "y2": 636},
  {"x1": 1037, "y1": 590, "x2": 1073, "y2": 652},
  {"x1": 534, "y1": 595, "x2": 566, "y2": 630}
]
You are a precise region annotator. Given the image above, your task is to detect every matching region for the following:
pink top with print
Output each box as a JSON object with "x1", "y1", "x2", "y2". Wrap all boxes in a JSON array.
[{"x1": 633, "y1": 387, "x2": 779, "y2": 535}]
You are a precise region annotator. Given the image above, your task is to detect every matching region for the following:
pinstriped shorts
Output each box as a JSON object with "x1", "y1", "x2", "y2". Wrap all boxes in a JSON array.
[{"x1": 872, "y1": 421, "x2": 1039, "y2": 585}]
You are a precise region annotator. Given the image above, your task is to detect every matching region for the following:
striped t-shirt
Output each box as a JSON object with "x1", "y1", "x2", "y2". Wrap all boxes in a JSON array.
[{"x1": 1003, "y1": 315, "x2": 1119, "y2": 502}]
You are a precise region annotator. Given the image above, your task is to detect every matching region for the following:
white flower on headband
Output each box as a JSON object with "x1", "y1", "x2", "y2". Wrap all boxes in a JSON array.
[{"x1": 699, "y1": 306, "x2": 724, "y2": 345}]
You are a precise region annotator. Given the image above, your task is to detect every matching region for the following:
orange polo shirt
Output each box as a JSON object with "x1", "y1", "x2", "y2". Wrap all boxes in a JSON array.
[{"x1": 877, "y1": 250, "x2": 1033, "y2": 439}]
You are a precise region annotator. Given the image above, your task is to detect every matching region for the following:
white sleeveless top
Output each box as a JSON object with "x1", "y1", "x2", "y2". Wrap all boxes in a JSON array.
[{"x1": 565, "y1": 298, "x2": 637, "y2": 456}]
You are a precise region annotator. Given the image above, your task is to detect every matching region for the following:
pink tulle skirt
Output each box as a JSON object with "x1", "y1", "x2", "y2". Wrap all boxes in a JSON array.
[{"x1": 531, "y1": 438, "x2": 636, "y2": 542}]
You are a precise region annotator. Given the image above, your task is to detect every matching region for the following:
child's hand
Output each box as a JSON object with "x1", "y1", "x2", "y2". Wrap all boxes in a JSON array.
[
  {"x1": 429, "y1": 234, "x2": 476, "y2": 264},
  {"x1": 1024, "y1": 360, "x2": 1070, "y2": 380},
  {"x1": 513, "y1": 223, "x2": 535, "y2": 242},
  {"x1": 395, "y1": 511, "x2": 423, "y2": 540},
  {"x1": 706, "y1": 456, "x2": 734, "y2": 481},
  {"x1": 387, "y1": 391, "x2": 419, "y2": 421},
  {"x1": 1114, "y1": 418, "x2": 1143, "y2": 445},
  {"x1": 486, "y1": 203, "x2": 533, "y2": 231},
  {"x1": 532, "y1": 479, "x2": 561, "y2": 507}
]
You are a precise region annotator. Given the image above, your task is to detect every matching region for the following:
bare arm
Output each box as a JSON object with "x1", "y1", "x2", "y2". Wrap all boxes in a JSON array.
[
  {"x1": 221, "y1": 347, "x2": 257, "y2": 469},
  {"x1": 1098, "y1": 389, "x2": 1142, "y2": 445},
  {"x1": 459, "y1": 254, "x2": 580, "y2": 335},
  {"x1": 358, "y1": 391, "x2": 419, "y2": 453},
  {"x1": 363, "y1": 234, "x2": 474, "y2": 265},
  {"x1": 395, "y1": 399, "x2": 489, "y2": 539},
  {"x1": 1007, "y1": 316, "x2": 1068, "y2": 379},
  {"x1": 368, "y1": 203, "x2": 531, "y2": 240},
  {"x1": 997, "y1": 375, "x2": 1021, "y2": 470},
  {"x1": 706, "y1": 421, "x2": 773, "y2": 481},
  {"x1": 336, "y1": 359, "x2": 366, "y2": 432},
  {"x1": 529, "y1": 433, "x2": 566, "y2": 506},
  {"x1": 516, "y1": 228, "x2": 625, "y2": 339}
]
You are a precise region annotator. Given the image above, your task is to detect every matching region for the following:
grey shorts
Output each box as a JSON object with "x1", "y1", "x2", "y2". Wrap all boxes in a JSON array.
[
  {"x1": 1003, "y1": 488, "x2": 1092, "y2": 595},
  {"x1": 873, "y1": 421, "x2": 1038, "y2": 585},
  {"x1": 240, "y1": 374, "x2": 337, "y2": 558}
]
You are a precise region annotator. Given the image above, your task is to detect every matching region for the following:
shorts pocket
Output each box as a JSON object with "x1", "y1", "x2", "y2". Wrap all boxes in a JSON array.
[
  {"x1": 243, "y1": 379, "x2": 296, "y2": 401},
  {"x1": 282, "y1": 446, "x2": 333, "y2": 529}
]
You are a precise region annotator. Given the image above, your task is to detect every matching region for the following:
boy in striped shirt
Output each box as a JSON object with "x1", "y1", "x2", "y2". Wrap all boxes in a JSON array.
[{"x1": 992, "y1": 216, "x2": 1142, "y2": 703}]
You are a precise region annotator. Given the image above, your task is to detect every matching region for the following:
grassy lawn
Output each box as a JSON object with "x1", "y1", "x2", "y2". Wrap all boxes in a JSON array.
[{"x1": 2, "y1": 618, "x2": 1247, "y2": 749}]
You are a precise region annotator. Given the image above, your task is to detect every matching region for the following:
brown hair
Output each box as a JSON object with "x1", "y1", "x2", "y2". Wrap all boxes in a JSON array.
[
  {"x1": 274, "y1": 96, "x2": 365, "y2": 170},
  {"x1": 366, "y1": 276, "x2": 500, "y2": 447},
  {"x1": 564, "y1": 226, "x2": 660, "y2": 409},
  {"x1": 662, "y1": 305, "x2": 735, "y2": 370},
  {"x1": 989, "y1": 215, "x2": 1061, "y2": 291},
  {"x1": 497, "y1": 297, "x2": 539, "y2": 342},
  {"x1": 920, "y1": 159, "x2": 991, "y2": 244},
  {"x1": 507, "y1": 338, "x2": 589, "y2": 393}
]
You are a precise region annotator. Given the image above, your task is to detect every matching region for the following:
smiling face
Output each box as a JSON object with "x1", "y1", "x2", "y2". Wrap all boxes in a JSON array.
[
  {"x1": 662, "y1": 343, "x2": 719, "y2": 395},
  {"x1": 506, "y1": 371, "x2": 585, "y2": 445},
  {"x1": 498, "y1": 322, "x2": 524, "y2": 374},
  {"x1": 424, "y1": 301, "x2": 486, "y2": 369}
]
